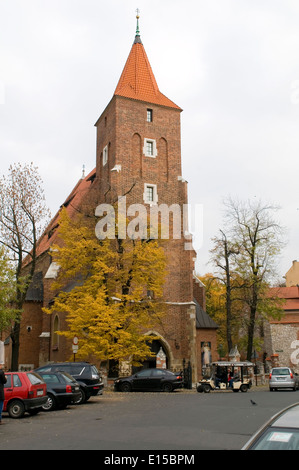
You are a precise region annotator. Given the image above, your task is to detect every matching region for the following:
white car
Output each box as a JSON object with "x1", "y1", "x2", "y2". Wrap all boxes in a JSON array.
[{"x1": 269, "y1": 367, "x2": 299, "y2": 391}]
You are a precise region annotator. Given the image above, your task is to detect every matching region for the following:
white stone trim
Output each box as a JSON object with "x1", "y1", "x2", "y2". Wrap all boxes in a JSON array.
[
  {"x1": 143, "y1": 183, "x2": 158, "y2": 205},
  {"x1": 143, "y1": 138, "x2": 157, "y2": 158},
  {"x1": 44, "y1": 262, "x2": 60, "y2": 279}
]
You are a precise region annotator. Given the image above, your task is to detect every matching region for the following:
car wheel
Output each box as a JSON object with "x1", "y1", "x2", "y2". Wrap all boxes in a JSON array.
[
  {"x1": 7, "y1": 400, "x2": 25, "y2": 419},
  {"x1": 197, "y1": 385, "x2": 203, "y2": 393},
  {"x1": 240, "y1": 384, "x2": 248, "y2": 393},
  {"x1": 42, "y1": 393, "x2": 56, "y2": 411},
  {"x1": 202, "y1": 384, "x2": 211, "y2": 393},
  {"x1": 162, "y1": 382, "x2": 173, "y2": 392},
  {"x1": 74, "y1": 388, "x2": 86, "y2": 404},
  {"x1": 120, "y1": 382, "x2": 131, "y2": 392}
]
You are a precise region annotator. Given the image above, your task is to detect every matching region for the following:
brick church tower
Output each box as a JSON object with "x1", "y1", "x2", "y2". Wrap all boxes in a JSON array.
[
  {"x1": 9, "y1": 14, "x2": 219, "y2": 382},
  {"x1": 91, "y1": 15, "x2": 199, "y2": 378}
]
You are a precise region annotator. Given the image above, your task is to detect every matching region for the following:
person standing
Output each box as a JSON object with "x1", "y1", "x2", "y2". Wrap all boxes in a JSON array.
[{"x1": 0, "y1": 364, "x2": 7, "y2": 424}]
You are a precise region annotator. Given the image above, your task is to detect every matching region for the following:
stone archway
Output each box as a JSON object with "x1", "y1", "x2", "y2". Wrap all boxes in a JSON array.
[{"x1": 132, "y1": 331, "x2": 173, "y2": 373}]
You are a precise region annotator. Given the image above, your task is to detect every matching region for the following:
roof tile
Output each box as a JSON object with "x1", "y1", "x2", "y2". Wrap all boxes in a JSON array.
[{"x1": 114, "y1": 41, "x2": 181, "y2": 110}]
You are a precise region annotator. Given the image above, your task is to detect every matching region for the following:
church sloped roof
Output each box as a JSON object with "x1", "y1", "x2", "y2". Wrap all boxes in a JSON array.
[
  {"x1": 194, "y1": 298, "x2": 219, "y2": 329},
  {"x1": 114, "y1": 34, "x2": 181, "y2": 111},
  {"x1": 31, "y1": 168, "x2": 96, "y2": 261}
]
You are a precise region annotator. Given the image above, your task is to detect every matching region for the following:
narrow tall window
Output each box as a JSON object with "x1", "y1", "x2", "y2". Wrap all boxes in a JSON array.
[
  {"x1": 143, "y1": 138, "x2": 157, "y2": 158},
  {"x1": 52, "y1": 315, "x2": 59, "y2": 350},
  {"x1": 146, "y1": 185, "x2": 154, "y2": 202},
  {"x1": 103, "y1": 145, "x2": 108, "y2": 166},
  {"x1": 146, "y1": 140, "x2": 154, "y2": 156},
  {"x1": 144, "y1": 183, "x2": 158, "y2": 205},
  {"x1": 147, "y1": 109, "x2": 153, "y2": 122}
]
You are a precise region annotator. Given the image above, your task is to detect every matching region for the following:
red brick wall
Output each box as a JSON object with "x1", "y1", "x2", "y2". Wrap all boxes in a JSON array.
[
  {"x1": 95, "y1": 97, "x2": 182, "y2": 203},
  {"x1": 18, "y1": 302, "x2": 43, "y2": 368},
  {"x1": 95, "y1": 96, "x2": 194, "y2": 303},
  {"x1": 193, "y1": 278, "x2": 206, "y2": 310}
]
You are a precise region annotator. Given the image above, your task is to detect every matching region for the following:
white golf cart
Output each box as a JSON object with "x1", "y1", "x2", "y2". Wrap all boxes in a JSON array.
[{"x1": 197, "y1": 361, "x2": 254, "y2": 393}]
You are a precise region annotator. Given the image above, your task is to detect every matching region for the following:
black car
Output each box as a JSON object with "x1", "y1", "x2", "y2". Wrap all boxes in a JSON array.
[
  {"x1": 114, "y1": 368, "x2": 183, "y2": 392},
  {"x1": 35, "y1": 362, "x2": 104, "y2": 404},
  {"x1": 37, "y1": 371, "x2": 81, "y2": 411}
]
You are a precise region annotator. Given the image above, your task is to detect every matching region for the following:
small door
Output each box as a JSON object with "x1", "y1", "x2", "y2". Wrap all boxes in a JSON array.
[{"x1": 150, "y1": 369, "x2": 167, "y2": 390}]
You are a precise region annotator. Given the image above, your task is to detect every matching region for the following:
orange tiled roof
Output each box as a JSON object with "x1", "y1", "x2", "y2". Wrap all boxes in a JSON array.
[
  {"x1": 114, "y1": 36, "x2": 181, "y2": 110},
  {"x1": 269, "y1": 286, "x2": 299, "y2": 311},
  {"x1": 25, "y1": 168, "x2": 97, "y2": 263}
]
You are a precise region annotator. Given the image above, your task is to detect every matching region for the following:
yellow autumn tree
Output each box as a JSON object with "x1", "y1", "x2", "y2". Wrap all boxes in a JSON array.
[
  {"x1": 199, "y1": 274, "x2": 226, "y2": 352},
  {"x1": 43, "y1": 207, "x2": 167, "y2": 366}
]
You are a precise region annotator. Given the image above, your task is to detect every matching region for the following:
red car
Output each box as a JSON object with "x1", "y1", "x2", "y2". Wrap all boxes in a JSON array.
[{"x1": 3, "y1": 371, "x2": 47, "y2": 418}]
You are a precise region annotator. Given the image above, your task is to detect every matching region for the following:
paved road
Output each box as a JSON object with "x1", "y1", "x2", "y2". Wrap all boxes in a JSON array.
[{"x1": 0, "y1": 387, "x2": 298, "y2": 451}]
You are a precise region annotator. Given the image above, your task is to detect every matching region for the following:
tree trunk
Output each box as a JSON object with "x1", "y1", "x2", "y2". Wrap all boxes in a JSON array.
[
  {"x1": 11, "y1": 322, "x2": 20, "y2": 371},
  {"x1": 223, "y1": 233, "x2": 233, "y2": 354},
  {"x1": 246, "y1": 308, "x2": 255, "y2": 361},
  {"x1": 226, "y1": 292, "x2": 233, "y2": 354},
  {"x1": 246, "y1": 284, "x2": 258, "y2": 361}
]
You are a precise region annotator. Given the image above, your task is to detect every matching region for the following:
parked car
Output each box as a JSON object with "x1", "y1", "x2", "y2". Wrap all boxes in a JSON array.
[
  {"x1": 37, "y1": 371, "x2": 81, "y2": 411},
  {"x1": 242, "y1": 402, "x2": 299, "y2": 450},
  {"x1": 269, "y1": 367, "x2": 299, "y2": 391},
  {"x1": 114, "y1": 368, "x2": 183, "y2": 392},
  {"x1": 35, "y1": 362, "x2": 103, "y2": 404},
  {"x1": 3, "y1": 371, "x2": 47, "y2": 419}
]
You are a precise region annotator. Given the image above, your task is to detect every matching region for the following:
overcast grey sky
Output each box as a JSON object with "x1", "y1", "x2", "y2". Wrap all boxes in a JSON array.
[{"x1": 1, "y1": 0, "x2": 298, "y2": 281}]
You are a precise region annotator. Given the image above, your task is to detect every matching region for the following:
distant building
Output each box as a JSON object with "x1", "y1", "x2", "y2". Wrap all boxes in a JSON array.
[
  {"x1": 264, "y1": 284, "x2": 299, "y2": 372},
  {"x1": 285, "y1": 260, "x2": 299, "y2": 287}
]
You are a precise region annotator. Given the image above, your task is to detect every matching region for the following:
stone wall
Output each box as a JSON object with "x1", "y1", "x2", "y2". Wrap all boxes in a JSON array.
[{"x1": 268, "y1": 322, "x2": 299, "y2": 373}]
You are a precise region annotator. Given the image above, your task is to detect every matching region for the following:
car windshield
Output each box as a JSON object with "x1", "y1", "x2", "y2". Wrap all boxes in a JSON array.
[
  {"x1": 40, "y1": 374, "x2": 60, "y2": 384},
  {"x1": 27, "y1": 372, "x2": 44, "y2": 385},
  {"x1": 69, "y1": 365, "x2": 85, "y2": 375},
  {"x1": 251, "y1": 427, "x2": 299, "y2": 450},
  {"x1": 91, "y1": 365, "x2": 99, "y2": 376},
  {"x1": 272, "y1": 368, "x2": 291, "y2": 376},
  {"x1": 60, "y1": 372, "x2": 77, "y2": 383}
]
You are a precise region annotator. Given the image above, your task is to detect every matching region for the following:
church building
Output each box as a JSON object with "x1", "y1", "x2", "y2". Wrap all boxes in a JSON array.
[{"x1": 6, "y1": 14, "x2": 218, "y2": 382}]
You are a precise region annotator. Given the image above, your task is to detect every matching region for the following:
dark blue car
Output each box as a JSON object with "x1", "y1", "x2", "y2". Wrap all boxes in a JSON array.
[{"x1": 37, "y1": 371, "x2": 81, "y2": 411}]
